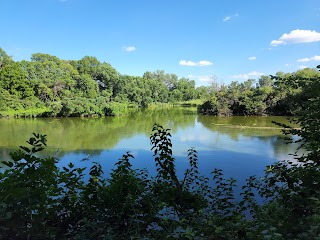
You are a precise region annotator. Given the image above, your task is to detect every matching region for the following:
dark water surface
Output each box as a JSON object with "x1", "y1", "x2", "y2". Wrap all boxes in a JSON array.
[{"x1": 0, "y1": 107, "x2": 298, "y2": 186}]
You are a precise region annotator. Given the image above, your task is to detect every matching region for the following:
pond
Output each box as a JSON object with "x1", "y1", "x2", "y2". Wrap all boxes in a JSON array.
[{"x1": 0, "y1": 107, "x2": 299, "y2": 187}]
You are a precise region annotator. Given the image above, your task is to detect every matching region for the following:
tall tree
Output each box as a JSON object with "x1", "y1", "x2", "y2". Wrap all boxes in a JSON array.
[{"x1": 0, "y1": 48, "x2": 12, "y2": 69}]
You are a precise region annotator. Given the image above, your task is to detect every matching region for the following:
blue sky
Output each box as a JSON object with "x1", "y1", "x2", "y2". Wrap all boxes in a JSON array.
[{"x1": 1, "y1": 0, "x2": 319, "y2": 86}]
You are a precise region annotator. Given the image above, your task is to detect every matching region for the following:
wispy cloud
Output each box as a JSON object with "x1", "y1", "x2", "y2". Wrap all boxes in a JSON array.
[
  {"x1": 222, "y1": 13, "x2": 239, "y2": 22},
  {"x1": 123, "y1": 46, "x2": 136, "y2": 52},
  {"x1": 198, "y1": 75, "x2": 215, "y2": 82},
  {"x1": 179, "y1": 60, "x2": 213, "y2": 66},
  {"x1": 223, "y1": 16, "x2": 231, "y2": 22},
  {"x1": 299, "y1": 65, "x2": 309, "y2": 69},
  {"x1": 231, "y1": 71, "x2": 264, "y2": 79},
  {"x1": 297, "y1": 55, "x2": 320, "y2": 62},
  {"x1": 271, "y1": 29, "x2": 320, "y2": 46},
  {"x1": 188, "y1": 75, "x2": 215, "y2": 82},
  {"x1": 248, "y1": 56, "x2": 256, "y2": 61}
]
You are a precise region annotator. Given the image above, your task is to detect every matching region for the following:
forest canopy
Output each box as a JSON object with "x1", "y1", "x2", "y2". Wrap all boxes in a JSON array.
[{"x1": 0, "y1": 47, "x2": 319, "y2": 117}]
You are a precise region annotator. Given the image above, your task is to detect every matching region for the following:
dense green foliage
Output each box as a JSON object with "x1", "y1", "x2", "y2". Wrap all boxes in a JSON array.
[
  {"x1": 198, "y1": 68, "x2": 320, "y2": 116},
  {"x1": 2, "y1": 47, "x2": 319, "y2": 118},
  {"x1": 0, "y1": 63, "x2": 319, "y2": 239},
  {"x1": 0, "y1": 48, "x2": 197, "y2": 117}
]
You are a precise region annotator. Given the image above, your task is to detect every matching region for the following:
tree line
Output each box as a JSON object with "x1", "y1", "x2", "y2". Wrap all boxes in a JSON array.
[
  {"x1": 0, "y1": 48, "x2": 196, "y2": 117},
  {"x1": 1, "y1": 47, "x2": 319, "y2": 117}
]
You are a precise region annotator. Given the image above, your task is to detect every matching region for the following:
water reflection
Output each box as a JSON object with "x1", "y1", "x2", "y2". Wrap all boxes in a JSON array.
[
  {"x1": 0, "y1": 107, "x2": 300, "y2": 182},
  {"x1": 0, "y1": 107, "x2": 196, "y2": 154}
]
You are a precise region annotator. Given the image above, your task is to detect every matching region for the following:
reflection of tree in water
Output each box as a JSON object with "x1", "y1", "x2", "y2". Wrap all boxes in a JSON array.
[
  {"x1": 197, "y1": 115, "x2": 295, "y2": 140},
  {"x1": 0, "y1": 107, "x2": 197, "y2": 158},
  {"x1": 197, "y1": 115, "x2": 300, "y2": 158},
  {"x1": 0, "y1": 148, "x2": 12, "y2": 167},
  {"x1": 128, "y1": 107, "x2": 197, "y2": 130},
  {"x1": 1, "y1": 108, "x2": 299, "y2": 162}
]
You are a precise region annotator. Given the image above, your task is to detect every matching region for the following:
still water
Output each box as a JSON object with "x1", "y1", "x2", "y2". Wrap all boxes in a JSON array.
[{"x1": 0, "y1": 107, "x2": 298, "y2": 186}]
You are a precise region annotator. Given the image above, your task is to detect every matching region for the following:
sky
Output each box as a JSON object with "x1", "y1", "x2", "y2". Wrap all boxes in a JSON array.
[{"x1": 1, "y1": 0, "x2": 319, "y2": 86}]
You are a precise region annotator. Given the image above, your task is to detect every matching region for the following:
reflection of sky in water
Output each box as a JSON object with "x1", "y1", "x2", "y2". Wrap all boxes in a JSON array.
[
  {"x1": 56, "y1": 117, "x2": 297, "y2": 191},
  {"x1": 0, "y1": 110, "x2": 300, "y2": 191},
  {"x1": 181, "y1": 131, "x2": 278, "y2": 159},
  {"x1": 113, "y1": 120, "x2": 278, "y2": 157}
]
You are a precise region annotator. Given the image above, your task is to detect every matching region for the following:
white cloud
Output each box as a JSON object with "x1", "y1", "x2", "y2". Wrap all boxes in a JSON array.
[
  {"x1": 297, "y1": 58, "x2": 309, "y2": 63},
  {"x1": 299, "y1": 65, "x2": 309, "y2": 69},
  {"x1": 187, "y1": 75, "x2": 216, "y2": 85},
  {"x1": 310, "y1": 55, "x2": 320, "y2": 61},
  {"x1": 223, "y1": 16, "x2": 231, "y2": 22},
  {"x1": 198, "y1": 60, "x2": 213, "y2": 66},
  {"x1": 285, "y1": 63, "x2": 289, "y2": 67},
  {"x1": 222, "y1": 13, "x2": 239, "y2": 22},
  {"x1": 271, "y1": 29, "x2": 320, "y2": 46},
  {"x1": 297, "y1": 55, "x2": 320, "y2": 62},
  {"x1": 231, "y1": 71, "x2": 264, "y2": 79},
  {"x1": 188, "y1": 75, "x2": 215, "y2": 82},
  {"x1": 179, "y1": 60, "x2": 197, "y2": 66},
  {"x1": 179, "y1": 60, "x2": 213, "y2": 66},
  {"x1": 248, "y1": 56, "x2": 256, "y2": 61},
  {"x1": 270, "y1": 40, "x2": 283, "y2": 46},
  {"x1": 123, "y1": 46, "x2": 136, "y2": 52},
  {"x1": 198, "y1": 75, "x2": 214, "y2": 82}
]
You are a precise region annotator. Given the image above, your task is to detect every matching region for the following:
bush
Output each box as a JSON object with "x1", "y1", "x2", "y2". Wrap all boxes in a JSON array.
[{"x1": 104, "y1": 102, "x2": 128, "y2": 116}]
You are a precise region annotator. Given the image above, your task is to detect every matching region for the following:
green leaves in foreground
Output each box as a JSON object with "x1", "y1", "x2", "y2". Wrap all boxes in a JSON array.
[{"x1": 0, "y1": 120, "x2": 320, "y2": 239}]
